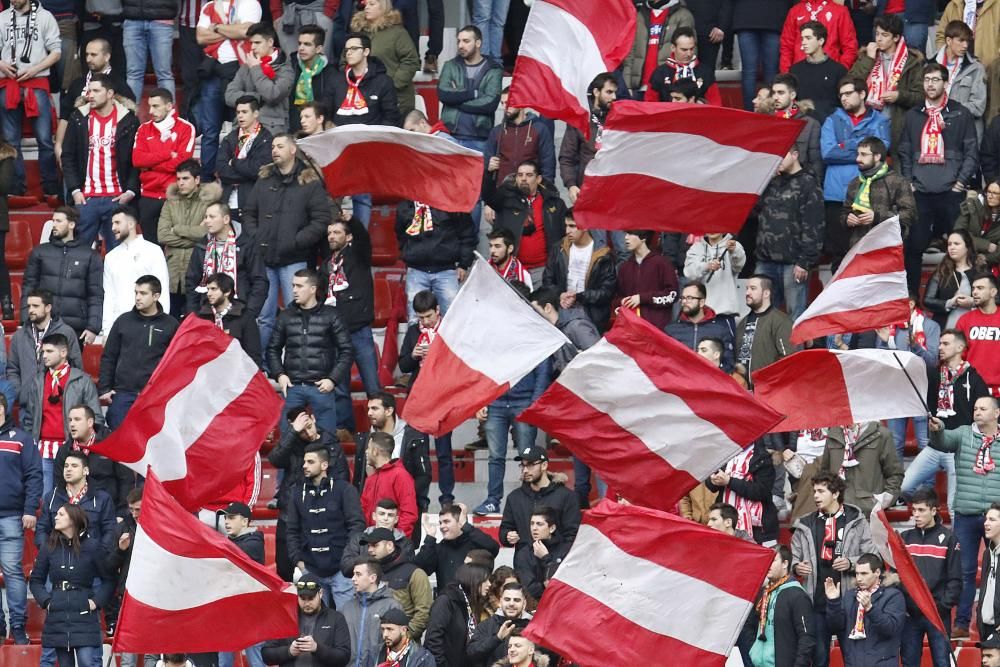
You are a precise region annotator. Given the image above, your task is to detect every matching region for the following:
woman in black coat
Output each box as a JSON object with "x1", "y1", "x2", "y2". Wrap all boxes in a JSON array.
[
  {"x1": 424, "y1": 564, "x2": 490, "y2": 667},
  {"x1": 29, "y1": 503, "x2": 112, "y2": 667}
]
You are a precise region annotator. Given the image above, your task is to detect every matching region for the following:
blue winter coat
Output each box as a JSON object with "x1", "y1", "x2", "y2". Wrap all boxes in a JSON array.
[
  {"x1": 820, "y1": 108, "x2": 892, "y2": 202},
  {"x1": 826, "y1": 584, "x2": 906, "y2": 666},
  {"x1": 0, "y1": 420, "x2": 42, "y2": 518}
]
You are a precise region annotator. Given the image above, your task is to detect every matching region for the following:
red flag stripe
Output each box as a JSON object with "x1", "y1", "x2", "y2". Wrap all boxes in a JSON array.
[
  {"x1": 788, "y1": 299, "x2": 911, "y2": 345},
  {"x1": 753, "y1": 350, "x2": 855, "y2": 430},
  {"x1": 831, "y1": 245, "x2": 907, "y2": 283},
  {"x1": 508, "y1": 56, "x2": 592, "y2": 134},
  {"x1": 540, "y1": 0, "x2": 636, "y2": 61}
]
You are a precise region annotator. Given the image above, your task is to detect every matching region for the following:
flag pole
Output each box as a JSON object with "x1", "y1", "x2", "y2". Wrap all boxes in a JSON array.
[{"x1": 891, "y1": 352, "x2": 931, "y2": 418}]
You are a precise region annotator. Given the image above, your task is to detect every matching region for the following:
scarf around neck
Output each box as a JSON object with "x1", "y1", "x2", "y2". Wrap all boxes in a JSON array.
[
  {"x1": 937, "y1": 361, "x2": 970, "y2": 417},
  {"x1": 723, "y1": 447, "x2": 763, "y2": 533},
  {"x1": 776, "y1": 103, "x2": 801, "y2": 119},
  {"x1": 666, "y1": 56, "x2": 699, "y2": 82},
  {"x1": 867, "y1": 38, "x2": 908, "y2": 111},
  {"x1": 839, "y1": 423, "x2": 864, "y2": 478},
  {"x1": 326, "y1": 252, "x2": 349, "y2": 305},
  {"x1": 199, "y1": 230, "x2": 239, "y2": 295},
  {"x1": 405, "y1": 201, "x2": 433, "y2": 236},
  {"x1": 153, "y1": 110, "x2": 177, "y2": 142},
  {"x1": 295, "y1": 54, "x2": 327, "y2": 104},
  {"x1": 259, "y1": 49, "x2": 280, "y2": 80},
  {"x1": 852, "y1": 162, "x2": 889, "y2": 212},
  {"x1": 376, "y1": 637, "x2": 412, "y2": 667},
  {"x1": 919, "y1": 94, "x2": 948, "y2": 165},
  {"x1": 236, "y1": 122, "x2": 260, "y2": 159},
  {"x1": 849, "y1": 583, "x2": 880, "y2": 639},
  {"x1": 974, "y1": 423, "x2": 998, "y2": 476},
  {"x1": 338, "y1": 68, "x2": 369, "y2": 116},
  {"x1": 756, "y1": 575, "x2": 791, "y2": 639}
]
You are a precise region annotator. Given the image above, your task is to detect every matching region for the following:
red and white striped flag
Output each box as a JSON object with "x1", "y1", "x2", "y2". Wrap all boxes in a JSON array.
[
  {"x1": 507, "y1": 0, "x2": 636, "y2": 137},
  {"x1": 791, "y1": 216, "x2": 908, "y2": 344},
  {"x1": 753, "y1": 348, "x2": 929, "y2": 431},
  {"x1": 92, "y1": 317, "x2": 282, "y2": 511},
  {"x1": 573, "y1": 101, "x2": 804, "y2": 233},
  {"x1": 402, "y1": 257, "x2": 568, "y2": 437},
  {"x1": 114, "y1": 472, "x2": 298, "y2": 653},
  {"x1": 296, "y1": 125, "x2": 484, "y2": 212},
  {"x1": 518, "y1": 309, "x2": 784, "y2": 511},
  {"x1": 524, "y1": 500, "x2": 774, "y2": 666}
]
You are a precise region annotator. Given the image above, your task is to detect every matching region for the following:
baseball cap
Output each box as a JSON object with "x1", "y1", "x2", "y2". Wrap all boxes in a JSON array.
[
  {"x1": 979, "y1": 632, "x2": 1000, "y2": 649},
  {"x1": 218, "y1": 502, "x2": 252, "y2": 519},
  {"x1": 380, "y1": 608, "x2": 409, "y2": 627},
  {"x1": 296, "y1": 573, "x2": 324, "y2": 598},
  {"x1": 359, "y1": 527, "x2": 396, "y2": 545},
  {"x1": 514, "y1": 447, "x2": 549, "y2": 463}
]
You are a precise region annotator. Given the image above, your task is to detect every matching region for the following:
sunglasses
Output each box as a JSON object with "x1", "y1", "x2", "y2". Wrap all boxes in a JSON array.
[{"x1": 296, "y1": 581, "x2": 320, "y2": 592}]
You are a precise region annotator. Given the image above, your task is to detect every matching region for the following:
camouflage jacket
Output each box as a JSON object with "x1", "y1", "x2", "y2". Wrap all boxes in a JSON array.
[{"x1": 755, "y1": 169, "x2": 825, "y2": 269}]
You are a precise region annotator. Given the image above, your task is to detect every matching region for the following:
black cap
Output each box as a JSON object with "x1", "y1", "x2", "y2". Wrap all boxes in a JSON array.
[
  {"x1": 218, "y1": 502, "x2": 252, "y2": 519},
  {"x1": 514, "y1": 447, "x2": 549, "y2": 463},
  {"x1": 380, "y1": 608, "x2": 409, "y2": 627},
  {"x1": 979, "y1": 632, "x2": 1000, "y2": 649},
  {"x1": 296, "y1": 573, "x2": 324, "y2": 598},
  {"x1": 359, "y1": 527, "x2": 395, "y2": 545}
]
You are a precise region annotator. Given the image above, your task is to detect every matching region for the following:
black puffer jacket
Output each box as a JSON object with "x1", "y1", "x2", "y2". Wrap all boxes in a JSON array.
[
  {"x1": 22, "y1": 238, "x2": 104, "y2": 335},
  {"x1": 243, "y1": 158, "x2": 332, "y2": 267},
  {"x1": 267, "y1": 302, "x2": 354, "y2": 385},
  {"x1": 482, "y1": 176, "x2": 567, "y2": 256},
  {"x1": 122, "y1": 0, "x2": 177, "y2": 20},
  {"x1": 269, "y1": 429, "x2": 351, "y2": 511},
  {"x1": 97, "y1": 305, "x2": 179, "y2": 394},
  {"x1": 318, "y1": 217, "x2": 374, "y2": 333},
  {"x1": 395, "y1": 202, "x2": 476, "y2": 272},
  {"x1": 542, "y1": 239, "x2": 616, "y2": 332},
  {"x1": 185, "y1": 230, "x2": 270, "y2": 316}
]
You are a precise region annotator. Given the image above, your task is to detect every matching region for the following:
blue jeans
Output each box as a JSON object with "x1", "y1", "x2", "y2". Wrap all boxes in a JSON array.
[
  {"x1": 901, "y1": 446, "x2": 955, "y2": 509},
  {"x1": 901, "y1": 610, "x2": 951, "y2": 667},
  {"x1": 405, "y1": 268, "x2": 460, "y2": 321},
  {"x1": 219, "y1": 644, "x2": 265, "y2": 667},
  {"x1": 76, "y1": 196, "x2": 120, "y2": 251},
  {"x1": 284, "y1": 384, "x2": 338, "y2": 439},
  {"x1": 737, "y1": 30, "x2": 781, "y2": 111},
  {"x1": 903, "y1": 21, "x2": 929, "y2": 55},
  {"x1": 484, "y1": 400, "x2": 537, "y2": 503},
  {"x1": 333, "y1": 326, "x2": 381, "y2": 431},
  {"x1": 260, "y1": 263, "x2": 307, "y2": 356},
  {"x1": 591, "y1": 230, "x2": 629, "y2": 265},
  {"x1": 888, "y1": 416, "x2": 929, "y2": 462},
  {"x1": 314, "y1": 571, "x2": 354, "y2": 611},
  {"x1": 756, "y1": 261, "x2": 808, "y2": 320},
  {"x1": 454, "y1": 138, "x2": 486, "y2": 234},
  {"x1": 572, "y1": 457, "x2": 607, "y2": 508},
  {"x1": 472, "y1": 0, "x2": 510, "y2": 61},
  {"x1": 0, "y1": 87, "x2": 58, "y2": 194},
  {"x1": 954, "y1": 512, "x2": 986, "y2": 628},
  {"x1": 352, "y1": 194, "x2": 372, "y2": 229},
  {"x1": 435, "y1": 432, "x2": 455, "y2": 502},
  {"x1": 194, "y1": 75, "x2": 225, "y2": 179},
  {"x1": 0, "y1": 515, "x2": 27, "y2": 628},
  {"x1": 813, "y1": 608, "x2": 846, "y2": 667},
  {"x1": 107, "y1": 390, "x2": 139, "y2": 430},
  {"x1": 42, "y1": 457, "x2": 55, "y2": 505},
  {"x1": 123, "y1": 19, "x2": 176, "y2": 100},
  {"x1": 54, "y1": 646, "x2": 102, "y2": 667}
]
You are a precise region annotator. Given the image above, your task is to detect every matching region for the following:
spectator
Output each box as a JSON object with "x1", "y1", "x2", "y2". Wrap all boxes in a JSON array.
[
  {"x1": 924, "y1": 231, "x2": 980, "y2": 330},
  {"x1": 262, "y1": 572, "x2": 352, "y2": 667},
  {"x1": 615, "y1": 230, "x2": 679, "y2": 331},
  {"x1": 349, "y1": 0, "x2": 418, "y2": 117},
  {"x1": 414, "y1": 504, "x2": 499, "y2": 588},
  {"x1": 935, "y1": 21, "x2": 987, "y2": 137},
  {"x1": 0, "y1": 393, "x2": 40, "y2": 646},
  {"x1": 955, "y1": 274, "x2": 1000, "y2": 395},
  {"x1": 559, "y1": 73, "x2": 617, "y2": 206},
  {"x1": 267, "y1": 269, "x2": 353, "y2": 436},
  {"x1": 512, "y1": 507, "x2": 569, "y2": 601},
  {"x1": 898, "y1": 61, "x2": 980, "y2": 292},
  {"x1": 22, "y1": 335, "x2": 103, "y2": 500},
  {"x1": 214, "y1": 502, "x2": 266, "y2": 667},
  {"x1": 0, "y1": 0, "x2": 61, "y2": 198},
  {"x1": 928, "y1": 396, "x2": 1000, "y2": 638},
  {"x1": 53, "y1": 405, "x2": 130, "y2": 511},
  {"x1": 107, "y1": 489, "x2": 140, "y2": 652},
  {"x1": 467, "y1": 582, "x2": 532, "y2": 666},
  {"x1": 980, "y1": 503, "x2": 1000, "y2": 639},
  {"x1": 484, "y1": 90, "x2": 556, "y2": 187},
  {"x1": 36, "y1": 451, "x2": 116, "y2": 552},
  {"x1": 665, "y1": 281, "x2": 737, "y2": 370},
  {"x1": 186, "y1": 202, "x2": 269, "y2": 318},
  {"x1": 245, "y1": 134, "x2": 332, "y2": 352},
  {"x1": 935, "y1": 0, "x2": 999, "y2": 68},
  {"x1": 985, "y1": 634, "x2": 1000, "y2": 667},
  {"x1": 323, "y1": 217, "x2": 382, "y2": 431},
  {"x1": 8, "y1": 289, "x2": 83, "y2": 404},
  {"x1": 731, "y1": 0, "x2": 787, "y2": 111},
  {"x1": 360, "y1": 528, "x2": 431, "y2": 641},
  {"x1": 131, "y1": 89, "x2": 196, "y2": 247},
  {"x1": 122, "y1": 0, "x2": 175, "y2": 99},
  {"x1": 790, "y1": 472, "x2": 877, "y2": 667},
  {"x1": 340, "y1": 499, "x2": 414, "y2": 581},
  {"x1": 225, "y1": 22, "x2": 295, "y2": 135},
  {"x1": 288, "y1": 25, "x2": 338, "y2": 132},
  {"x1": 698, "y1": 338, "x2": 748, "y2": 388},
  {"x1": 707, "y1": 440, "x2": 778, "y2": 545},
  {"x1": 954, "y1": 181, "x2": 1000, "y2": 271},
  {"x1": 98, "y1": 274, "x2": 178, "y2": 428},
  {"x1": 498, "y1": 446, "x2": 579, "y2": 555},
  {"x1": 779, "y1": 0, "x2": 857, "y2": 73},
  {"x1": 330, "y1": 32, "x2": 401, "y2": 133},
  {"x1": 101, "y1": 207, "x2": 171, "y2": 336},
  {"x1": 789, "y1": 22, "x2": 849, "y2": 123},
  {"x1": 684, "y1": 233, "x2": 746, "y2": 335},
  {"x1": 63, "y1": 74, "x2": 140, "y2": 251},
  {"x1": 623, "y1": 0, "x2": 695, "y2": 98},
  {"x1": 196, "y1": 273, "x2": 263, "y2": 367},
  {"x1": 530, "y1": 285, "x2": 600, "y2": 375},
  {"x1": 298, "y1": 100, "x2": 332, "y2": 135},
  {"x1": 396, "y1": 200, "x2": 475, "y2": 320},
  {"x1": 749, "y1": 545, "x2": 816, "y2": 667},
  {"x1": 541, "y1": 210, "x2": 615, "y2": 333},
  {"x1": 29, "y1": 504, "x2": 112, "y2": 667},
  {"x1": 287, "y1": 442, "x2": 366, "y2": 610},
  {"x1": 218, "y1": 96, "x2": 274, "y2": 223},
  {"x1": 360, "y1": 432, "x2": 419, "y2": 540},
  {"x1": 707, "y1": 502, "x2": 753, "y2": 541},
  {"x1": 817, "y1": 422, "x2": 903, "y2": 516},
  {"x1": 899, "y1": 488, "x2": 961, "y2": 667},
  {"x1": 159, "y1": 160, "x2": 223, "y2": 314},
  {"x1": 824, "y1": 552, "x2": 906, "y2": 667},
  {"x1": 343, "y1": 560, "x2": 403, "y2": 667},
  {"x1": 487, "y1": 228, "x2": 533, "y2": 288},
  {"x1": 647, "y1": 26, "x2": 721, "y2": 105},
  {"x1": 839, "y1": 136, "x2": 916, "y2": 254},
  {"x1": 194, "y1": 0, "x2": 260, "y2": 180},
  {"x1": 848, "y1": 14, "x2": 924, "y2": 156},
  {"x1": 771, "y1": 74, "x2": 824, "y2": 181},
  {"x1": 735, "y1": 275, "x2": 793, "y2": 389},
  {"x1": 371, "y1": 609, "x2": 435, "y2": 667},
  {"x1": 437, "y1": 25, "x2": 503, "y2": 153},
  {"x1": 684, "y1": 0, "x2": 731, "y2": 73},
  {"x1": 424, "y1": 564, "x2": 490, "y2": 667}
]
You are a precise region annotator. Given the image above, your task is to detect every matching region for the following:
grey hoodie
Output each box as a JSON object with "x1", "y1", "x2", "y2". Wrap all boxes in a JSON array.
[
  {"x1": 553, "y1": 308, "x2": 600, "y2": 373},
  {"x1": 0, "y1": 3, "x2": 61, "y2": 76}
]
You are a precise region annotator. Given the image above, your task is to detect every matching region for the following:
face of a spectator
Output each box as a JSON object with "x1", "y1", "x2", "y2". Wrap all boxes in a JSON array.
[
  {"x1": 751, "y1": 87, "x2": 771, "y2": 113},
  {"x1": 85, "y1": 41, "x2": 111, "y2": 73},
  {"x1": 299, "y1": 107, "x2": 323, "y2": 135},
  {"x1": 813, "y1": 482, "x2": 840, "y2": 513},
  {"x1": 983, "y1": 647, "x2": 1000, "y2": 666},
  {"x1": 855, "y1": 143, "x2": 878, "y2": 171},
  {"x1": 148, "y1": 95, "x2": 171, "y2": 123},
  {"x1": 297, "y1": 32, "x2": 322, "y2": 64},
  {"x1": 328, "y1": 222, "x2": 350, "y2": 253},
  {"x1": 249, "y1": 33, "x2": 274, "y2": 59},
  {"x1": 88, "y1": 82, "x2": 114, "y2": 109},
  {"x1": 292, "y1": 276, "x2": 317, "y2": 305},
  {"x1": 529, "y1": 516, "x2": 554, "y2": 542},
  {"x1": 911, "y1": 501, "x2": 937, "y2": 529},
  {"x1": 680, "y1": 285, "x2": 704, "y2": 318},
  {"x1": 367, "y1": 399, "x2": 391, "y2": 430},
  {"x1": 134, "y1": 283, "x2": 158, "y2": 313},
  {"x1": 507, "y1": 637, "x2": 534, "y2": 665},
  {"x1": 129, "y1": 500, "x2": 141, "y2": 521},
  {"x1": 669, "y1": 91, "x2": 695, "y2": 103},
  {"x1": 235, "y1": 103, "x2": 258, "y2": 131},
  {"x1": 766, "y1": 552, "x2": 787, "y2": 582},
  {"x1": 50, "y1": 213, "x2": 74, "y2": 240},
  {"x1": 416, "y1": 307, "x2": 439, "y2": 329},
  {"x1": 987, "y1": 509, "x2": 1000, "y2": 542},
  {"x1": 26, "y1": 296, "x2": 51, "y2": 325},
  {"x1": 520, "y1": 459, "x2": 545, "y2": 485},
  {"x1": 271, "y1": 136, "x2": 296, "y2": 169},
  {"x1": 381, "y1": 623, "x2": 408, "y2": 651},
  {"x1": 41, "y1": 343, "x2": 67, "y2": 369},
  {"x1": 298, "y1": 590, "x2": 323, "y2": 614},
  {"x1": 203, "y1": 205, "x2": 229, "y2": 237},
  {"x1": 745, "y1": 278, "x2": 769, "y2": 311},
  {"x1": 352, "y1": 564, "x2": 379, "y2": 594},
  {"x1": 111, "y1": 213, "x2": 135, "y2": 242},
  {"x1": 364, "y1": 0, "x2": 385, "y2": 21},
  {"x1": 366, "y1": 539, "x2": 394, "y2": 560},
  {"x1": 438, "y1": 512, "x2": 460, "y2": 540},
  {"x1": 854, "y1": 562, "x2": 879, "y2": 590},
  {"x1": 799, "y1": 28, "x2": 823, "y2": 57},
  {"x1": 489, "y1": 238, "x2": 513, "y2": 264},
  {"x1": 697, "y1": 340, "x2": 722, "y2": 365},
  {"x1": 223, "y1": 513, "x2": 248, "y2": 537},
  {"x1": 502, "y1": 92, "x2": 518, "y2": 121},
  {"x1": 68, "y1": 408, "x2": 94, "y2": 442},
  {"x1": 946, "y1": 34, "x2": 969, "y2": 58},
  {"x1": 972, "y1": 278, "x2": 998, "y2": 308},
  {"x1": 64, "y1": 457, "x2": 87, "y2": 485},
  {"x1": 175, "y1": 169, "x2": 199, "y2": 197},
  {"x1": 770, "y1": 83, "x2": 794, "y2": 111},
  {"x1": 938, "y1": 332, "x2": 963, "y2": 362},
  {"x1": 53, "y1": 506, "x2": 72, "y2": 532},
  {"x1": 565, "y1": 218, "x2": 584, "y2": 244},
  {"x1": 987, "y1": 183, "x2": 1000, "y2": 211},
  {"x1": 344, "y1": 38, "x2": 368, "y2": 68},
  {"x1": 974, "y1": 397, "x2": 1000, "y2": 430},
  {"x1": 623, "y1": 232, "x2": 646, "y2": 254},
  {"x1": 874, "y1": 26, "x2": 899, "y2": 53},
  {"x1": 456, "y1": 29, "x2": 481, "y2": 61},
  {"x1": 373, "y1": 506, "x2": 399, "y2": 530},
  {"x1": 947, "y1": 233, "x2": 970, "y2": 263},
  {"x1": 205, "y1": 282, "x2": 230, "y2": 307},
  {"x1": 672, "y1": 35, "x2": 696, "y2": 64},
  {"x1": 500, "y1": 589, "x2": 526, "y2": 618},
  {"x1": 593, "y1": 80, "x2": 617, "y2": 111},
  {"x1": 706, "y1": 509, "x2": 732, "y2": 534},
  {"x1": 923, "y1": 69, "x2": 946, "y2": 101},
  {"x1": 302, "y1": 452, "x2": 327, "y2": 481},
  {"x1": 840, "y1": 84, "x2": 865, "y2": 115}
]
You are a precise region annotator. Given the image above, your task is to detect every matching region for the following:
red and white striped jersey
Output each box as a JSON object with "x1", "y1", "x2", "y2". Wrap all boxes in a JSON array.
[
  {"x1": 179, "y1": 0, "x2": 207, "y2": 27},
  {"x1": 84, "y1": 107, "x2": 123, "y2": 198}
]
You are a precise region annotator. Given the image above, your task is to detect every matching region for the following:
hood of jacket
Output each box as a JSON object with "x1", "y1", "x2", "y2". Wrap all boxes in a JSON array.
[
  {"x1": 258, "y1": 156, "x2": 322, "y2": 185},
  {"x1": 166, "y1": 180, "x2": 223, "y2": 203},
  {"x1": 678, "y1": 305, "x2": 719, "y2": 324},
  {"x1": 492, "y1": 656, "x2": 550, "y2": 667},
  {"x1": 519, "y1": 473, "x2": 569, "y2": 496},
  {"x1": 0, "y1": 142, "x2": 15, "y2": 161},
  {"x1": 555, "y1": 307, "x2": 593, "y2": 330},
  {"x1": 356, "y1": 582, "x2": 395, "y2": 604},
  {"x1": 74, "y1": 96, "x2": 137, "y2": 118},
  {"x1": 351, "y1": 8, "x2": 404, "y2": 33}
]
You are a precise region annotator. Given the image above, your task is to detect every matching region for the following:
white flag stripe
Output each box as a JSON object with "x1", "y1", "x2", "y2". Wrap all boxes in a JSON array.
[
  {"x1": 586, "y1": 130, "x2": 782, "y2": 194},
  {"x1": 439, "y1": 259, "x2": 568, "y2": 384},
  {"x1": 829, "y1": 216, "x2": 902, "y2": 282},
  {"x1": 794, "y1": 271, "x2": 908, "y2": 321},
  {"x1": 130, "y1": 340, "x2": 258, "y2": 480},
  {"x1": 552, "y1": 524, "x2": 753, "y2": 656},
  {"x1": 555, "y1": 338, "x2": 743, "y2": 476},
  {"x1": 839, "y1": 349, "x2": 928, "y2": 422},
  {"x1": 127, "y1": 525, "x2": 269, "y2": 610},
  {"x1": 296, "y1": 125, "x2": 481, "y2": 165},
  {"x1": 868, "y1": 507, "x2": 897, "y2": 569},
  {"x1": 517, "y1": 1, "x2": 606, "y2": 112}
]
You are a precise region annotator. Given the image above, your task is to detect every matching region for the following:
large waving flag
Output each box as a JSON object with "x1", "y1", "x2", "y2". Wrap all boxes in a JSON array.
[
  {"x1": 297, "y1": 125, "x2": 484, "y2": 212},
  {"x1": 507, "y1": 0, "x2": 636, "y2": 136},
  {"x1": 518, "y1": 309, "x2": 784, "y2": 511},
  {"x1": 573, "y1": 102, "x2": 803, "y2": 233},
  {"x1": 114, "y1": 472, "x2": 298, "y2": 653},
  {"x1": 525, "y1": 500, "x2": 773, "y2": 666},
  {"x1": 402, "y1": 257, "x2": 568, "y2": 436},
  {"x1": 791, "y1": 217, "x2": 908, "y2": 344},
  {"x1": 92, "y1": 316, "x2": 282, "y2": 511},
  {"x1": 753, "y1": 348, "x2": 929, "y2": 431}
]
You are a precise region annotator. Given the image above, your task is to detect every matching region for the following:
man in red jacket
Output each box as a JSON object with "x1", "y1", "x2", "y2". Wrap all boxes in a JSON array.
[
  {"x1": 779, "y1": 0, "x2": 858, "y2": 72},
  {"x1": 361, "y1": 432, "x2": 418, "y2": 539},
  {"x1": 956, "y1": 274, "x2": 1000, "y2": 397},
  {"x1": 132, "y1": 88, "x2": 195, "y2": 246}
]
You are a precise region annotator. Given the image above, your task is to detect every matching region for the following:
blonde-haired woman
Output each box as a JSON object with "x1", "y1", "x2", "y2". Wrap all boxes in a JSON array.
[{"x1": 350, "y1": 0, "x2": 420, "y2": 117}]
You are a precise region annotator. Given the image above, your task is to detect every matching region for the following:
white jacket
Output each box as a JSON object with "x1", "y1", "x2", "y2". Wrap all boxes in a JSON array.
[
  {"x1": 102, "y1": 235, "x2": 171, "y2": 336},
  {"x1": 683, "y1": 235, "x2": 746, "y2": 317}
]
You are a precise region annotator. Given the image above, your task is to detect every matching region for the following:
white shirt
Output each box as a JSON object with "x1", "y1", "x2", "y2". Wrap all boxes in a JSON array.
[
  {"x1": 197, "y1": 0, "x2": 262, "y2": 64},
  {"x1": 102, "y1": 235, "x2": 171, "y2": 336},
  {"x1": 566, "y1": 241, "x2": 593, "y2": 294}
]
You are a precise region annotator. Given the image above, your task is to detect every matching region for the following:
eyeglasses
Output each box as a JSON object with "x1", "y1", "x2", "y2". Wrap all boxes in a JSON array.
[
  {"x1": 987, "y1": 190, "x2": 1000, "y2": 197},
  {"x1": 344, "y1": 46, "x2": 365, "y2": 53},
  {"x1": 923, "y1": 77, "x2": 944, "y2": 83},
  {"x1": 680, "y1": 296, "x2": 704, "y2": 302},
  {"x1": 518, "y1": 461, "x2": 543, "y2": 468},
  {"x1": 838, "y1": 90, "x2": 860, "y2": 98}
]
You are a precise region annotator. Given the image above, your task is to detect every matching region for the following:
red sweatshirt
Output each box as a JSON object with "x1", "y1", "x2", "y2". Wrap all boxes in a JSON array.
[
  {"x1": 614, "y1": 252, "x2": 679, "y2": 331},
  {"x1": 361, "y1": 459, "x2": 418, "y2": 538},
  {"x1": 779, "y1": 1, "x2": 858, "y2": 72},
  {"x1": 956, "y1": 308, "x2": 1000, "y2": 391},
  {"x1": 132, "y1": 111, "x2": 196, "y2": 200}
]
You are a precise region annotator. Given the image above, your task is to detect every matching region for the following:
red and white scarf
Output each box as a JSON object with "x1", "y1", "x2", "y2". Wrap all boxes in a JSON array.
[
  {"x1": 67, "y1": 483, "x2": 89, "y2": 505},
  {"x1": 838, "y1": 423, "x2": 863, "y2": 478},
  {"x1": 889, "y1": 308, "x2": 928, "y2": 349},
  {"x1": 200, "y1": 230, "x2": 239, "y2": 294},
  {"x1": 416, "y1": 319, "x2": 440, "y2": 348},
  {"x1": 819, "y1": 506, "x2": 844, "y2": 561},
  {"x1": 805, "y1": 0, "x2": 828, "y2": 20},
  {"x1": 492, "y1": 256, "x2": 528, "y2": 285},
  {"x1": 49, "y1": 363, "x2": 69, "y2": 393},
  {"x1": 937, "y1": 361, "x2": 970, "y2": 417},
  {"x1": 325, "y1": 253, "x2": 349, "y2": 305},
  {"x1": 666, "y1": 56, "x2": 699, "y2": 81},
  {"x1": 974, "y1": 424, "x2": 998, "y2": 476},
  {"x1": 212, "y1": 304, "x2": 230, "y2": 330},
  {"x1": 71, "y1": 431, "x2": 97, "y2": 455},
  {"x1": 405, "y1": 202, "x2": 433, "y2": 236},
  {"x1": 338, "y1": 69, "x2": 369, "y2": 116},
  {"x1": 235, "y1": 122, "x2": 261, "y2": 159},
  {"x1": 936, "y1": 49, "x2": 963, "y2": 95},
  {"x1": 376, "y1": 637, "x2": 412, "y2": 667},
  {"x1": 259, "y1": 49, "x2": 279, "y2": 81},
  {"x1": 849, "y1": 583, "x2": 880, "y2": 639},
  {"x1": 866, "y1": 38, "x2": 909, "y2": 111},
  {"x1": 918, "y1": 94, "x2": 947, "y2": 165},
  {"x1": 722, "y1": 447, "x2": 763, "y2": 532},
  {"x1": 776, "y1": 103, "x2": 802, "y2": 120}
]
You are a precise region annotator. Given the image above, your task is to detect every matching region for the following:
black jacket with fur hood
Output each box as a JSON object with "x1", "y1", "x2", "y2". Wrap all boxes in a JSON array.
[{"x1": 62, "y1": 97, "x2": 141, "y2": 198}]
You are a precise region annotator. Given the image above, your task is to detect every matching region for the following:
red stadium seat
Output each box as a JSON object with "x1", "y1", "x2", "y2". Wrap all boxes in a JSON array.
[
  {"x1": 369, "y1": 207, "x2": 399, "y2": 267},
  {"x1": 0, "y1": 643, "x2": 42, "y2": 662},
  {"x1": 83, "y1": 344, "x2": 103, "y2": 385},
  {"x1": 253, "y1": 463, "x2": 279, "y2": 520},
  {"x1": 6, "y1": 219, "x2": 34, "y2": 270},
  {"x1": 372, "y1": 277, "x2": 393, "y2": 329}
]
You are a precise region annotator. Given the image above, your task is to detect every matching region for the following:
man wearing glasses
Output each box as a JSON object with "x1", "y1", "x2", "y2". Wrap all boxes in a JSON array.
[
  {"x1": 898, "y1": 60, "x2": 980, "y2": 291},
  {"x1": 666, "y1": 281, "x2": 736, "y2": 371},
  {"x1": 262, "y1": 572, "x2": 352, "y2": 667}
]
